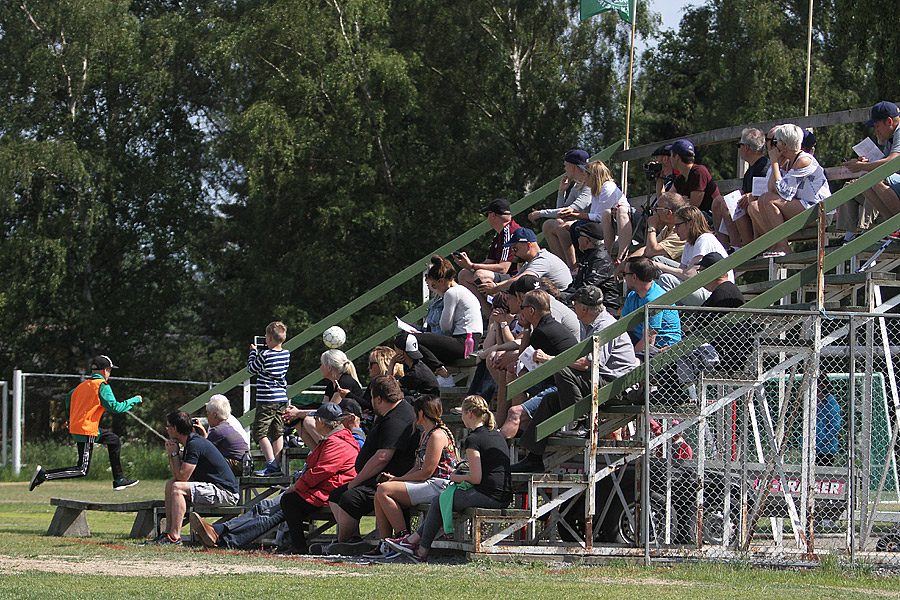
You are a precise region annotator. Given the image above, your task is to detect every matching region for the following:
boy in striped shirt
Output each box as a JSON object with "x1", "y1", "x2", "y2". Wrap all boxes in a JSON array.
[{"x1": 248, "y1": 321, "x2": 290, "y2": 476}]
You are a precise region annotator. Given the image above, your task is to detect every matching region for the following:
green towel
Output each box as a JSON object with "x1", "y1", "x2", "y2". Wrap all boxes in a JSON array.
[{"x1": 439, "y1": 481, "x2": 472, "y2": 534}]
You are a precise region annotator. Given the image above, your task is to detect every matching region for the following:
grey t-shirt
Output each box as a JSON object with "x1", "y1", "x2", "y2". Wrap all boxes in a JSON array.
[
  {"x1": 549, "y1": 296, "x2": 581, "y2": 341},
  {"x1": 884, "y1": 127, "x2": 900, "y2": 174},
  {"x1": 523, "y1": 249, "x2": 573, "y2": 290}
]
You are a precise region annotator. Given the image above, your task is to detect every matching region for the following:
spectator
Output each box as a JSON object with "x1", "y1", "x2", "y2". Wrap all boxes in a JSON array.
[
  {"x1": 340, "y1": 398, "x2": 367, "y2": 449},
  {"x1": 454, "y1": 198, "x2": 521, "y2": 315},
  {"x1": 361, "y1": 346, "x2": 403, "y2": 414},
  {"x1": 367, "y1": 395, "x2": 458, "y2": 558},
  {"x1": 621, "y1": 256, "x2": 682, "y2": 355},
  {"x1": 247, "y1": 321, "x2": 290, "y2": 477},
  {"x1": 414, "y1": 255, "x2": 483, "y2": 376},
  {"x1": 714, "y1": 128, "x2": 769, "y2": 250},
  {"x1": 559, "y1": 221, "x2": 622, "y2": 314},
  {"x1": 322, "y1": 376, "x2": 418, "y2": 555},
  {"x1": 391, "y1": 333, "x2": 441, "y2": 398},
  {"x1": 748, "y1": 123, "x2": 832, "y2": 257},
  {"x1": 528, "y1": 149, "x2": 593, "y2": 269},
  {"x1": 648, "y1": 144, "x2": 677, "y2": 195},
  {"x1": 566, "y1": 160, "x2": 633, "y2": 264},
  {"x1": 202, "y1": 394, "x2": 250, "y2": 476},
  {"x1": 629, "y1": 191, "x2": 688, "y2": 267},
  {"x1": 656, "y1": 206, "x2": 733, "y2": 306},
  {"x1": 477, "y1": 228, "x2": 573, "y2": 295},
  {"x1": 668, "y1": 139, "x2": 722, "y2": 214},
  {"x1": 386, "y1": 395, "x2": 511, "y2": 563},
  {"x1": 698, "y1": 253, "x2": 745, "y2": 309},
  {"x1": 843, "y1": 101, "x2": 900, "y2": 237},
  {"x1": 146, "y1": 410, "x2": 239, "y2": 545},
  {"x1": 29, "y1": 355, "x2": 142, "y2": 492}
]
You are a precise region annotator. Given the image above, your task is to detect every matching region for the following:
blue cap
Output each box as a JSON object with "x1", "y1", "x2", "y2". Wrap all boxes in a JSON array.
[
  {"x1": 314, "y1": 402, "x2": 343, "y2": 421},
  {"x1": 564, "y1": 149, "x2": 589, "y2": 167},
  {"x1": 503, "y1": 227, "x2": 538, "y2": 247},
  {"x1": 670, "y1": 139, "x2": 695, "y2": 158},
  {"x1": 802, "y1": 129, "x2": 817, "y2": 150},
  {"x1": 865, "y1": 101, "x2": 900, "y2": 127}
]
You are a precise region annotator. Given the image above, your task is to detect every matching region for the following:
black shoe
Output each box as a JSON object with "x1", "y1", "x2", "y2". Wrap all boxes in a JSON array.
[
  {"x1": 510, "y1": 454, "x2": 544, "y2": 473},
  {"x1": 326, "y1": 536, "x2": 372, "y2": 556},
  {"x1": 113, "y1": 477, "x2": 139, "y2": 491},
  {"x1": 29, "y1": 465, "x2": 46, "y2": 491},
  {"x1": 557, "y1": 425, "x2": 589, "y2": 438}
]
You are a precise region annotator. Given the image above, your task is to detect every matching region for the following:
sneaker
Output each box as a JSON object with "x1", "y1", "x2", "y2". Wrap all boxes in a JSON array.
[
  {"x1": 362, "y1": 540, "x2": 394, "y2": 559},
  {"x1": 142, "y1": 532, "x2": 182, "y2": 546},
  {"x1": 253, "y1": 460, "x2": 282, "y2": 477},
  {"x1": 326, "y1": 536, "x2": 372, "y2": 556},
  {"x1": 29, "y1": 465, "x2": 46, "y2": 491},
  {"x1": 113, "y1": 477, "x2": 139, "y2": 491},
  {"x1": 384, "y1": 536, "x2": 418, "y2": 556},
  {"x1": 189, "y1": 512, "x2": 218, "y2": 548},
  {"x1": 307, "y1": 542, "x2": 330, "y2": 555},
  {"x1": 760, "y1": 250, "x2": 787, "y2": 258},
  {"x1": 889, "y1": 230, "x2": 900, "y2": 241}
]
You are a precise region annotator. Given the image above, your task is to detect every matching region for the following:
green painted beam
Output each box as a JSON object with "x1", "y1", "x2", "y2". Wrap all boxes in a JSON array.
[{"x1": 183, "y1": 140, "x2": 624, "y2": 413}]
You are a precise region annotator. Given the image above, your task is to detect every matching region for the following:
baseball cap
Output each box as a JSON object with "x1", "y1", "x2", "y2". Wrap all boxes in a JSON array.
[
  {"x1": 503, "y1": 227, "x2": 538, "y2": 247},
  {"x1": 509, "y1": 274, "x2": 541, "y2": 295},
  {"x1": 865, "y1": 101, "x2": 900, "y2": 127},
  {"x1": 314, "y1": 402, "x2": 343, "y2": 421},
  {"x1": 669, "y1": 139, "x2": 695, "y2": 158},
  {"x1": 564, "y1": 149, "x2": 589, "y2": 167},
  {"x1": 652, "y1": 144, "x2": 672, "y2": 157},
  {"x1": 480, "y1": 198, "x2": 512, "y2": 215},
  {"x1": 571, "y1": 285, "x2": 604, "y2": 307},
  {"x1": 801, "y1": 129, "x2": 817, "y2": 151},
  {"x1": 393, "y1": 332, "x2": 423, "y2": 359},
  {"x1": 90, "y1": 355, "x2": 117, "y2": 371},
  {"x1": 578, "y1": 222, "x2": 604, "y2": 240},
  {"x1": 698, "y1": 252, "x2": 725, "y2": 270},
  {"x1": 340, "y1": 398, "x2": 363, "y2": 418}
]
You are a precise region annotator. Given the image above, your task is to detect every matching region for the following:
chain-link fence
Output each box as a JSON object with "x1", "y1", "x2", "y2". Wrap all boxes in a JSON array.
[{"x1": 615, "y1": 305, "x2": 900, "y2": 565}]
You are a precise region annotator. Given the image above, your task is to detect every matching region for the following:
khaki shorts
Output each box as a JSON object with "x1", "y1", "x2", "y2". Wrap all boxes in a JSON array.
[
  {"x1": 190, "y1": 481, "x2": 239, "y2": 506},
  {"x1": 253, "y1": 402, "x2": 285, "y2": 442}
]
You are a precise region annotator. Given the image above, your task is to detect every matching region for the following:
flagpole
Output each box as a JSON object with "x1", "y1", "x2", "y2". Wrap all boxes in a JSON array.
[
  {"x1": 621, "y1": 3, "x2": 636, "y2": 196},
  {"x1": 804, "y1": 0, "x2": 813, "y2": 116}
]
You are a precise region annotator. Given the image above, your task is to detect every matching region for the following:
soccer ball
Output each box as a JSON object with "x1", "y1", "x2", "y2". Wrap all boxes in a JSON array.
[{"x1": 323, "y1": 326, "x2": 346, "y2": 349}]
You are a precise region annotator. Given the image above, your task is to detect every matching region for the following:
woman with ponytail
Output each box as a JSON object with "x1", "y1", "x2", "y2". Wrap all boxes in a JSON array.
[
  {"x1": 385, "y1": 395, "x2": 511, "y2": 562},
  {"x1": 414, "y1": 255, "x2": 484, "y2": 377}
]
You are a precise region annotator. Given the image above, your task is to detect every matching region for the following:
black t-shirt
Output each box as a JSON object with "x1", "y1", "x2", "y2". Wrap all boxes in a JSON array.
[
  {"x1": 355, "y1": 399, "x2": 418, "y2": 484},
  {"x1": 182, "y1": 433, "x2": 239, "y2": 494},
  {"x1": 742, "y1": 155, "x2": 770, "y2": 194},
  {"x1": 398, "y1": 359, "x2": 440, "y2": 397},
  {"x1": 324, "y1": 373, "x2": 365, "y2": 404},
  {"x1": 702, "y1": 281, "x2": 745, "y2": 309},
  {"x1": 530, "y1": 313, "x2": 578, "y2": 356},
  {"x1": 464, "y1": 425, "x2": 512, "y2": 504}
]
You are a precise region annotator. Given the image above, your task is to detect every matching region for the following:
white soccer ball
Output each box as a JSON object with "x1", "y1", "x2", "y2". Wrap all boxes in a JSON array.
[{"x1": 323, "y1": 326, "x2": 346, "y2": 349}]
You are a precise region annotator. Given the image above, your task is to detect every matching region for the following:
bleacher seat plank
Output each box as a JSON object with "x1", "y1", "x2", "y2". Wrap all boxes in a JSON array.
[{"x1": 47, "y1": 498, "x2": 165, "y2": 538}]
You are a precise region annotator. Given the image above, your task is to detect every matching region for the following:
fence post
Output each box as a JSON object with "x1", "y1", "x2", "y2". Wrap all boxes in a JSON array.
[
  {"x1": 848, "y1": 316, "x2": 857, "y2": 563},
  {"x1": 12, "y1": 369, "x2": 23, "y2": 475},
  {"x1": 1, "y1": 381, "x2": 7, "y2": 466}
]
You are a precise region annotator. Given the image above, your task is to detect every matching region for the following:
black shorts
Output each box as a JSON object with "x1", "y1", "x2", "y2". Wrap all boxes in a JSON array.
[{"x1": 328, "y1": 481, "x2": 377, "y2": 521}]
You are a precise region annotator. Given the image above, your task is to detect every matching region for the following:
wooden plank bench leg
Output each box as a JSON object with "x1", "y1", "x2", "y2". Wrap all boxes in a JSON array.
[
  {"x1": 130, "y1": 508, "x2": 156, "y2": 539},
  {"x1": 46, "y1": 506, "x2": 90, "y2": 537}
]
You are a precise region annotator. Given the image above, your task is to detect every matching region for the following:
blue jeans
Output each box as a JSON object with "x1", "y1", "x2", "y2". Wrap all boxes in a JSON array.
[
  {"x1": 416, "y1": 487, "x2": 506, "y2": 550},
  {"x1": 213, "y1": 495, "x2": 285, "y2": 549}
]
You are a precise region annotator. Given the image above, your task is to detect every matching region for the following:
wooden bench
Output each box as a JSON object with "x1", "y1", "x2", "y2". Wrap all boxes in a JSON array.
[{"x1": 47, "y1": 498, "x2": 165, "y2": 538}]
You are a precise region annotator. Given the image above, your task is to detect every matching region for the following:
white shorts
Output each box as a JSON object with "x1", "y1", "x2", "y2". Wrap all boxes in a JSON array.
[
  {"x1": 190, "y1": 481, "x2": 239, "y2": 506},
  {"x1": 405, "y1": 477, "x2": 452, "y2": 505}
]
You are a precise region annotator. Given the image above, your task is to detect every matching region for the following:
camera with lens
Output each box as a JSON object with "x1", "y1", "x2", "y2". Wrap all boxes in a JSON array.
[
  {"x1": 643, "y1": 162, "x2": 663, "y2": 181},
  {"x1": 644, "y1": 206, "x2": 655, "y2": 217}
]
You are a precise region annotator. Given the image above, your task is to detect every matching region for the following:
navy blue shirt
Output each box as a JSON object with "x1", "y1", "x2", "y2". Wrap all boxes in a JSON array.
[{"x1": 182, "y1": 433, "x2": 239, "y2": 494}]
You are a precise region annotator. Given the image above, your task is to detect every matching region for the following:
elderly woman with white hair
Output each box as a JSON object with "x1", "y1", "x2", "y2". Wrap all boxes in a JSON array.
[
  {"x1": 203, "y1": 394, "x2": 251, "y2": 475},
  {"x1": 747, "y1": 123, "x2": 832, "y2": 257}
]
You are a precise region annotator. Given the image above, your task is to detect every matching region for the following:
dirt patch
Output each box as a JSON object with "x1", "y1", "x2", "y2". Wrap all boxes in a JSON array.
[{"x1": 0, "y1": 554, "x2": 364, "y2": 577}]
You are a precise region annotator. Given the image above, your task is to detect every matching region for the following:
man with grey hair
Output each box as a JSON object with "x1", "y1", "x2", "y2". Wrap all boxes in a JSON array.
[
  {"x1": 713, "y1": 128, "x2": 769, "y2": 251},
  {"x1": 197, "y1": 394, "x2": 251, "y2": 476}
]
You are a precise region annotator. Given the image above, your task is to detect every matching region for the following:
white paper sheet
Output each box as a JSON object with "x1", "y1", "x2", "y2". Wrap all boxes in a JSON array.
[
  {"x1": 395, "y1": 316, "x2": 419, "y2": 333},
  {"x1": 752, "y1": 176, "x2": 769, "y2": 197},
  {"x1": 853, "y1": 137, "x2": 886, "y2": 162},
  {"x1": 516, "y1": 345, "x2": 538, "y2": 375}
]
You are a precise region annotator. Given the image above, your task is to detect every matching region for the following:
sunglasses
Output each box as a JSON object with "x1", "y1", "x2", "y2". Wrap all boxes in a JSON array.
[{"x1": 674, "y1": 221, "x2": 687, "y2": 227}]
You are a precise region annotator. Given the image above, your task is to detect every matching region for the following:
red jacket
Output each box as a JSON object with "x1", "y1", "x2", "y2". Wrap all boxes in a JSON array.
[{"x1": 292, "y1": 427, "x2": 359, "y2": 506}]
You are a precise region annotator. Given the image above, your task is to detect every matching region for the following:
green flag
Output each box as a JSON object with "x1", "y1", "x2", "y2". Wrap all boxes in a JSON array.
[{"x1": 580, "y1": 0, "x2": 635, "y2": 24}]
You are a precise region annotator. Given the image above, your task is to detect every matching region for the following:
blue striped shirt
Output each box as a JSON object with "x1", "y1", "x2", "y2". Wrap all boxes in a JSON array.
[{"x1": 248, "y1": 348, "x2": 290, "y2": 402}]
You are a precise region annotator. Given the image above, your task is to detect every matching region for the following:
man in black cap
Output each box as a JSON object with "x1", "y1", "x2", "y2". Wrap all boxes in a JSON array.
[
  {"x1": 559, "y1": 221, "x2": 621, "y2": 313},
  {"x1": 30, "y1": 355, "x2": 143, "y2": 491},
  {"x1": 698, "y1": 253, "x2": 745, "y2": 309},
  {"x1": 454, "y1": 198, "x2": 522, "y2": 314}
]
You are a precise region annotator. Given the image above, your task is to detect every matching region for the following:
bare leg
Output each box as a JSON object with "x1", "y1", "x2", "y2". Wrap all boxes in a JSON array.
[
  {"x1": 166, "y1": 480, "x2": 192, "y2": 539},
  {"x1": 734, "y1": 214, "x2": 754, "y2": 248},
  {"x1": 328, "y1": 501, "x2": 360, "y2": 541},
  {"x1": 869, "y1": 183, "x2": 900, "y2": 217},
  {"x1": 259, "y1": 437, "x2": 275, "y2": 462},
  {"x1": 615, "y1": 204, "x2": 633, "y2": 261},
  {"x1": 374, "y1": 482, "x2": 412, "y2": 537},
  {"x1": 546, "y1": 219, "x2": 576, "y2": 269},
  {"x1": 299, "y1": 415, "x2": 322, "y2": 449},
  {"x1": 488, "y1": 365, "x2": 509, "y2": 424},
  {"x1": 500, "y1": 405, "x2": 531, "y2": 439},
  {"x1": 601, "y1": 209, "x2": 615, "y2": 256}
]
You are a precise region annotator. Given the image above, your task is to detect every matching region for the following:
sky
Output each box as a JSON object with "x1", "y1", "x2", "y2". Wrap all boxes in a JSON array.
[{"x1": 650, "y1": 0, "x2": 694, "y2": 32}]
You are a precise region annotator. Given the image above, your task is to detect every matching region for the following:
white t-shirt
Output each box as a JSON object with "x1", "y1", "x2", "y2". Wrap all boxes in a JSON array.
[
  {"x1": 681, "y1": 232, "x2": 734, "y2": 282},
  {"x1": 440, "y1": 285, "x2": 484, "y2": 335},
  {"x1": 588, "y1": 180, "x2": 628, "y2": 222}
]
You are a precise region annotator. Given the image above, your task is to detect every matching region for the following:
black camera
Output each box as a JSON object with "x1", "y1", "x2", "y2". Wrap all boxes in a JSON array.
[
  {"x1": 643, "y1": 162, "x2": 663, "y2": 181},
  {"x1": 254, "y1": 335, "x2": 267, "y2": 348},
  {"x1": 644, "y1": 206, "x2": 655, "y2": 217},
  {"x1": 451, "y1": 251, "x2": 462, "y2": 260}
]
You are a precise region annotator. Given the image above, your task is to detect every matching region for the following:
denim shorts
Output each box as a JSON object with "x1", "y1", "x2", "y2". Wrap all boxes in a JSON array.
[
  {"x1": 521, "y1": 385, "x2": 558, "y2": 418},
  {"x1": 885, "y1": 173, "x2": 900, "y2": 198}
]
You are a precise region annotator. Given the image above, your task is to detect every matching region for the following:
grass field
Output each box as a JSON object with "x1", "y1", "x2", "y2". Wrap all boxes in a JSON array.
[{"x1": 2, "y1": 479, "x2": 900, "y2": 599}]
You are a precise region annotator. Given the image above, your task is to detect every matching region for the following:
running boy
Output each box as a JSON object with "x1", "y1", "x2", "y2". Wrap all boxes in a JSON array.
[
  {"x1": 30, "y1": 355, "x2": 142, "y2": 491},
  {"x1": 249, "y1": 321, "x2": 290, "y2": 476}
]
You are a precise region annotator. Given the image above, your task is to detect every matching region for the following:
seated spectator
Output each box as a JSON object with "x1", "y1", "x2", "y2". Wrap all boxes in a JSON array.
[
  {"x1": 454, "y1": 198, "x2": 521, "y2": 315},
  {"x1": 361, "y1": 346, "x2": 403, "y2": 414},
  {"x1": 465, "y1": 290, "x2": 521, "y2": 404},
  {"x1": 843, "y1": 101, "x2": 900, "y2": 236},
  {"x1": 713, "y1": 128, "x2": 769, "y2": 251},
  {"x1": 391, "y1": 333, "x2": 441, "y2": 398},
  {"x1": 322, "y1": 376, "x2": 418, "y2": 555},
  {"x1": 628, "y1": 191, "x2": 688, "y2": 269},
  {"x1": 697, "y1": 253, "x2": 745, "y2": 309},
  {"x1": 474, "y1": 227, "x2": 573, "y2": 298},
  {"x1": 339, "y1": 398, "x2": 367, "y2": 449},
  {"x1": 669, "y1": 139, "x2": 722, "y2": 215},
  {"x1": 146, "y1": 410, "x2": 239, "y2": 545},
  {"x1": 386, "y1": 395, "x2": 511, "y2": 563},
  {"x1": 201, "y1": 394, "x2": 250, "y2": 476},
  {"x1": 566, "y1": 160, "x2": 633, "y2": 263},
  {"x1": 655, "y1": 205, "x2": 733, "y2": 306},
  {"x1": 528, "y1": 149, "x2": 593, "y2": 270},
  {"x1": 414, "y1": 255, "x2": 483, "y2": 376},
  {"x1": 747, "y1": 123, "x2": 832, "y2": 257},
  {"x1": 558, "y1": 221, "x2": 621, "y2": 314},
  {"x1": 620, "y1": 256, "x2": 682, "y2": 355},
  {"x1": 648, "y1": 144, "x2": 677, "y2": 195},
  {"x1": 367, "y1": 395, "x2": 458, "y2": 558}
]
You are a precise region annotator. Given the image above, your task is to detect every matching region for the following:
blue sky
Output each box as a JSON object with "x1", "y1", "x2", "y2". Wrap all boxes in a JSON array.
[{"x1": 651, "y1": 0, "x2": 693, "y2": 32}]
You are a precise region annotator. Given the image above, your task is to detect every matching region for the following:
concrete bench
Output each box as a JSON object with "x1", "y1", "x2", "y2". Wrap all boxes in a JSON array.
[{"x1": 47, "y1": 497, "x2": 165, "y2": 538}]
